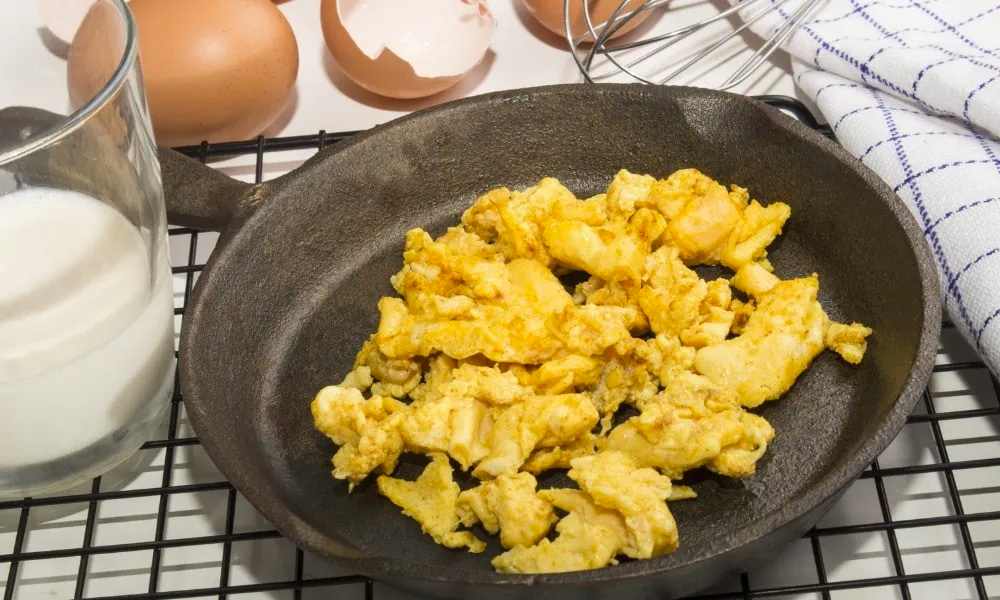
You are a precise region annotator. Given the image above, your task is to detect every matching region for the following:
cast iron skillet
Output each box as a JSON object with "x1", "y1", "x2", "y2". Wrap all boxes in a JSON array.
[{"x1": 161, "y1": 85, "x2": 940, "y2": 599}]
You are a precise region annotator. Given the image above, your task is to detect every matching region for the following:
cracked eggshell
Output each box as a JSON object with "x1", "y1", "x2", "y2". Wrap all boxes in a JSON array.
[
  {"x1": 321, "y1": 0, "x2": 495, "y2": 100},
  {"x1": 522, "y1": 0, "x2": 649, "y2": 40}
]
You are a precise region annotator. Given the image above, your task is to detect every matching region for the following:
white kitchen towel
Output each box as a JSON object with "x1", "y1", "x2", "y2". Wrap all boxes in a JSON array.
[{"x1": 745, "y1": 0, "x2": 1000, "y2": 375}]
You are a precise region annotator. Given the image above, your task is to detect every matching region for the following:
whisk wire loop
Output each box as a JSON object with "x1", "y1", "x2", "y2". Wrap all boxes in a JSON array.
[{"x1": 564, "y1": 0, "x2": 824, "y2": 90}]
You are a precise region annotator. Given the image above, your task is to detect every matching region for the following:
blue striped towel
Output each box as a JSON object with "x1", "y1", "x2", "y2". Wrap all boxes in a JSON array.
[{"x1": 747, "y1": 0, "x2": 1000, "y2": 376}]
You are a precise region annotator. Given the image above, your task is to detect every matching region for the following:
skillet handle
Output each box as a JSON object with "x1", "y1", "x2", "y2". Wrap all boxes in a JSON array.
[{"x1": 160, "y1": 148, "x2": 263, "y2": 231}]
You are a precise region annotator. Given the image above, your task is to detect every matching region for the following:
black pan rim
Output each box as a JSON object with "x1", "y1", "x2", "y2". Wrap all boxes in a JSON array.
[{"x1": 179, "y1": 83, "x2": 942, "y2": 587}]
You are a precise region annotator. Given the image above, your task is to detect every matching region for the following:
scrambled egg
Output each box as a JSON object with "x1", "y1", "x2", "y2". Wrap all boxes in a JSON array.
[
  {"x1": 606, "y1": 372, "x2": 775, "y2": 479},
  {"x1": 377, "y1": 453, "x2": 485, "y2": 552},
  {"x1": 311, "y1": 386, "x2": 407, "y2": 488},
  {"x1": 493, "y1": 451, "x2": 677, "y2": 572},
  {"x1": 457, "y1": 472, "x2": 555, "y2": 549},
  {"x1": 310, "y1": 168, "x2": 872, "y2": 573}
]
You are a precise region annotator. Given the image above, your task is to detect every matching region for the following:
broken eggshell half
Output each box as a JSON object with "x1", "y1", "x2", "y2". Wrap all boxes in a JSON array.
[{"x1": 321, "y1": 0, "x2": 495, "y2": 100}]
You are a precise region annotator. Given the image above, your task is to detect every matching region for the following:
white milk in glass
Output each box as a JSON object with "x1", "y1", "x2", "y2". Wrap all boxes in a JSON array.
[{"x1": 0, "y1": 188, "x2": 174, "y2": 492}]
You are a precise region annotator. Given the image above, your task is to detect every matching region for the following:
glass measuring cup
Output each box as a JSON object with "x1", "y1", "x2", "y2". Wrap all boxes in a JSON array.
[{"x1": 0, "y1": 0, "x2": 174, "y2": 498}]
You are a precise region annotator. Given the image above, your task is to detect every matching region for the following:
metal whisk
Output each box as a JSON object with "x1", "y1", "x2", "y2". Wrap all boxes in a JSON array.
[{"x1": 565, "y1": 0, "x2": 823, "y2": 90}]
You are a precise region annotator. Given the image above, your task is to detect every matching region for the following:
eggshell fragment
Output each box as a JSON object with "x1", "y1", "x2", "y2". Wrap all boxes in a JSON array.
[
  {"x1": 522, "y1": 0, "x2": 650, "y2": 40},
  {"x1": 321, "y1": 0, "x2": 494, "y2": 99}
]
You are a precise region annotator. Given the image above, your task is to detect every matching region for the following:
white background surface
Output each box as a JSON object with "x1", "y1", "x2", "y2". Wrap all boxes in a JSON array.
[{"x1": 3, "y1": 1, "x2": 999, "y2": 599}]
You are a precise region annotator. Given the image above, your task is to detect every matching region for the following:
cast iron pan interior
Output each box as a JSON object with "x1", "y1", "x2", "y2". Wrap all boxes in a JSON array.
[{"x1": 167, "y1": 85, "x2": 940, "y2": 597}]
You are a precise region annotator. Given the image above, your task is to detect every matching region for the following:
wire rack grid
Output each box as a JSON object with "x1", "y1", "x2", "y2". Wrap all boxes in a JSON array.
[{"x1": 2, "y1": 96, "x2": 999, "y2": 600}]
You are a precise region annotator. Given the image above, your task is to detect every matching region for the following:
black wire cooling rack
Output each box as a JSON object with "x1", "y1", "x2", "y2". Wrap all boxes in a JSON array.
[{"x1": 2, "y1": 95, "x2": 999, "y2": 600}]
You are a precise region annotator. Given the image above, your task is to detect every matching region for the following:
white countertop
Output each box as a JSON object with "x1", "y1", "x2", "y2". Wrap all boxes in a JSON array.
[
  {"x1": 188, "y1": 0, "x2": 800, "y2": 186},
  {"x1": 4, "y1": 2, "x2": 997, "y2": 600},
  {"x1": 265, "y1": 0, "x2": 798, "y2": 135}
]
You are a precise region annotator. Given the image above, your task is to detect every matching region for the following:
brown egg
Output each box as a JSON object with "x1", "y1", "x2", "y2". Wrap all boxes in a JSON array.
[
  {"x1": 67, "y1": 2, "x2": 127, "y2": 109},
  {"x1": 522, "y1": 0, "x2": 651, "y2": 40},
  {"x1": 70, "y1": 0, "x2": 299, "y2": 147},
  {"x1": 320, "y1": 0, "x2": 494, "y2": 100}
]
